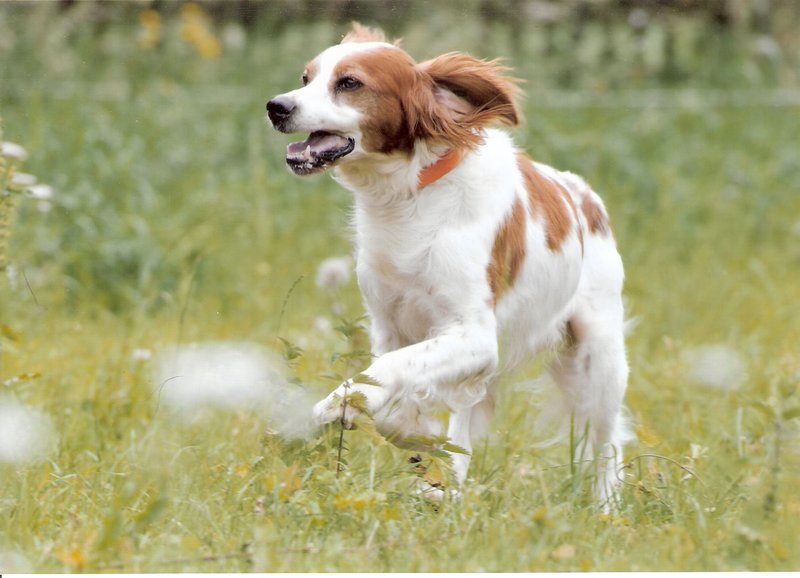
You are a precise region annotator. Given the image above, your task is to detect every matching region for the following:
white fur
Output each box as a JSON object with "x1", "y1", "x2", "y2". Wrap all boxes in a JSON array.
[{"x1": 269, "y1": 39, "x2": 630, "y2": 507}]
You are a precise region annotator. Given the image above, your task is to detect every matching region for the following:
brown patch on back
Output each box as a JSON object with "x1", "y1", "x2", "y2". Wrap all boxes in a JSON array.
[
  {"x1": 581, "y1": 194, "x2": 612, "y2": 237},
  {"x1": 517, "y1": 153, "x2": 574, "y2": 252},
  {"x1": 488, "y1": 199, "x2": 527, "y2": 304}
]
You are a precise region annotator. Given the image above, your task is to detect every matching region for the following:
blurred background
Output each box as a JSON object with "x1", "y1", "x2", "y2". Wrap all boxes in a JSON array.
[
  {"x1": 1, "y1": 0, "x2": 798, "y2": 321},
  {"x1": 2, "y1": 1, "x2": 800, "y2": 572}
]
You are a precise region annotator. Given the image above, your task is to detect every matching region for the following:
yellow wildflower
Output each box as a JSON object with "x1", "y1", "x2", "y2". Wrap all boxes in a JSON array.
[
  {"x1": 138, "y1": 9, "x2": 162, "y2": 49},
  {"x1": 196, "y1": 35, "x2": 222, "y2": 60},
  {"x1": 179, "y1": 3, "x2": 222, "y2": 59}
]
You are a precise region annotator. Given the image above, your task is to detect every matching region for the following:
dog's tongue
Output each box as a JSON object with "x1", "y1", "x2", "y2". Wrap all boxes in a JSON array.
[{"x1": 287, "y1": 131, "x2": 352, "y2": 162}]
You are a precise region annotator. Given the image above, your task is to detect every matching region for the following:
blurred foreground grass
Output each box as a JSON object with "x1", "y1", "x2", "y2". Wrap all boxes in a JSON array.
[{"x1": 1, "y1": 2, "x2": 800, "y2": 572}]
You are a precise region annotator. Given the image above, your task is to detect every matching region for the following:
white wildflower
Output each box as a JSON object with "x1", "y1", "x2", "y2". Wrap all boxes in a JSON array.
[
  {"x1": 525, "y1": 1, "x2": 565, "y2": 23},
  {"x1": 152, "y1": 342, "x2": 316, "y2": 437},
  {"x1": 10, "y1": 172, "x2": 36, "y2": 187},
  {"x1": 0, "y1": 398, "x2": 58, "y2": 465},
  {"x1": 5, "y1": 263, "x2": 17, "y2": 292},
  {"x1": 312, "y1": 316, "x2": 333, "y2": 335},
  {"x1": 754, "y1": 35, "x2": 780, "y2": 59},
  {"x1": 684, "y1": 344, "x2": 747, "y2": 390},
  {"x1": 0, "y1": 142, "x2": 28, "y2": 161},
  {"x1": 0, "y1": 551, "x2": 33, "y2": 573},
  {"x1": 154, "y1": 342, "x2": 276, "y2": 412},
  {"x1": 131, "y1": 348, "x2": 152, "y2": 361},
  {"x1": 315, "y1": 256, "x2": 352, "y2": 291},
  {"x1": 27, "y1": 184, "x2": 54, "y2": 201},
  {"x1": 628, "y1": 8, "x2": 649, "y2": 29},
  {"x1": 222, "y1": 22, "x2": 246, "y2": 51}
]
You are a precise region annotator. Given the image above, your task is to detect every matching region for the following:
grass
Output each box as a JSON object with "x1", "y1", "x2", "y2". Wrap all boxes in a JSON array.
[{"x1": 1, "y1": 2, "x2": 800, "y2": 572}]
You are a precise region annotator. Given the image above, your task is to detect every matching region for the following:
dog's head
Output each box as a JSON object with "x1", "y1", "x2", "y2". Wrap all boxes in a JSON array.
[{"x1": 266, "y1": 23, "x2": 521, "y2": 176}]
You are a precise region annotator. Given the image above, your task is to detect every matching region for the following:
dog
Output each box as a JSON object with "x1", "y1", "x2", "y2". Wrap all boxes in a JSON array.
[{"x1": 267, "y1": 23, "x2": 630, "y2": 505}]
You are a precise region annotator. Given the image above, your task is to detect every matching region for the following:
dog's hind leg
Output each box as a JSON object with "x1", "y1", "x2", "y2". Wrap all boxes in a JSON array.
[
  {"x1": 549, "y1": 300, "x2": 630, "y2": 509},
  {"x1": 447, "y1": 408, "x2": 473, "y2": 486},
  {"x1": 447, "y1": 390, "x2": 496, "y2": 485}
]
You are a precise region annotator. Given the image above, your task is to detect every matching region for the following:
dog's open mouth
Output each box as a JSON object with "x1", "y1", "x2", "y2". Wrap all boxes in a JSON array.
[{"x1": 286, "y1": 131, "x2": 355, "y2": 175}]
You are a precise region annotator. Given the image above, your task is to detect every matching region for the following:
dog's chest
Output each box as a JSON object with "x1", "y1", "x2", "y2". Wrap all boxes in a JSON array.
[
  {"x1": 352, "y1": 185, "x2": 501, "y2": 346},
  {"x1": 359, "y1": 246, "x2": 446, "y2": 343}
]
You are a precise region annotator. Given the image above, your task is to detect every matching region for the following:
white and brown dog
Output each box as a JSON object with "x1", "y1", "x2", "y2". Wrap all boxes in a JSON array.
[{"x1": 267, "y1": 23, "x2": 630, "y2": 505}]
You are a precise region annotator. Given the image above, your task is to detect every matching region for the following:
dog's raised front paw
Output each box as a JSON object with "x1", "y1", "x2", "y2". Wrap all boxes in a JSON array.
[{"x1": 312, "y1": 379, "x2": 386, "y2": 429}]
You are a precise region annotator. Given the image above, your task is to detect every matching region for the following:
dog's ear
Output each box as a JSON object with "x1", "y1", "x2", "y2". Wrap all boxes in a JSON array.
[
  {"x1": 420, "y1": 53, "x2": 521, "y2": 130},
  {"x1": 341, "y1": 22, "x2": 402, "y2": 46},
  {"x1": 402, "y1": 54, "x2": 521, "y2": 150}
]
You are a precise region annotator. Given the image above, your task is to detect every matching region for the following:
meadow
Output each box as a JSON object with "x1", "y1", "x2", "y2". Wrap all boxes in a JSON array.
[{"x1": 1, "y1": 1, "x2": 799, "y2": 572}]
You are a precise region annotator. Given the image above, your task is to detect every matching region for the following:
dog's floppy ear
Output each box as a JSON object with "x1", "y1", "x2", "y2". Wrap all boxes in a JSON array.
[
  {"x1": 341, "y1": 21, "x2": 402, "y2": 47},
  {"x1": 402, "y1": 53, "x2": 521, "y2": 150},
  {"x1": 420, "y1": 53, "x2": 521, "y2": 129}
]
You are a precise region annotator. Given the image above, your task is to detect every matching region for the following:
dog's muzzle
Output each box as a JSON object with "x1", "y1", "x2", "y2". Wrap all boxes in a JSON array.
[{"x1": 266, "y1": 96, "x2": 355, "y2": 176}]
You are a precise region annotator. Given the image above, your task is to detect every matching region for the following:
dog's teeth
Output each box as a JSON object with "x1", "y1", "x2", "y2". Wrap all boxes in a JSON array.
[{"x1": 304, "y1": 145, "x2": 312, "y2": 159}]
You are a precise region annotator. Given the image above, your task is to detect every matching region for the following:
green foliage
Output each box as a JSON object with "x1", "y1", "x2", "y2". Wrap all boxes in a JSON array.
[{"x1": 1, "y1": 2, "x2": 800, "y2": 573}]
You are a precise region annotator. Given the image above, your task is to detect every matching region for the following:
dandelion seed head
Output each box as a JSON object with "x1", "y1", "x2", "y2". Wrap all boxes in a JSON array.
[
  {"x1": 0, "y1": 398, "x2": 57, "y2": 465},
  {"x1": 315, "y1": 256, "x2": 352, "y2": 291},
  {"x1": 0, "y1": 142, "x2": 28, "y2": 161},
  {"x1": 313, "y1": 316, "x2": 333, "y2": 335},
  {"x1": 628, "y1": 8, "x2": 649, "y2": 29},
  {"x1": 5, "y1": 264, "x2": 17, "y2": 292},
  {"x1": 27, "y1": 184, "x2": 54, "y2": 201},
  {"x1": 0, "y1": 551, "x2": 33, "y2": 573},
  {"x1": 154, "y1": 342, "x2": 279, "y2": 411},
  {"x1": 526, "y1": 1, "x2": 566, "y2": 23},
  {"x1": 222, "y1": 22, "x2": 246, "y2": 51},
  {"x1": 684, "y1": 344, "x2": 747, "y2": 390},
  {"x1": 152, "y1": 342, "x2": 316, "y2": 438},
  {"x1": 10, "y1": 172, "x2": 36, "y2": 187},
  {"x1": 131, "y1": 348, "x2": 152, "y2": 361},
  {"x1": 754, "y1": 35, "x2": 781, "y2": 59}
]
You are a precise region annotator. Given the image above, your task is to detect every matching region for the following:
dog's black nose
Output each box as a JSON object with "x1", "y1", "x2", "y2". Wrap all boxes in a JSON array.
[{"x1": 266, "y1": 97, "x2": 296, "y2": 125}]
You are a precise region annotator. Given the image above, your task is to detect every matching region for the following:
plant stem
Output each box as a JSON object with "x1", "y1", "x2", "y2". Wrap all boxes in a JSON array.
[{"x1": 336, "y1": 381, "x2": 350, "y2": 477}]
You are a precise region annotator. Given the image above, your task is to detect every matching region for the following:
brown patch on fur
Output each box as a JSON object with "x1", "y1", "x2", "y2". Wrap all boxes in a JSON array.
[
  {"x1": 420, "y1": 53, "x2": 521, "y2": 129},
  {"x1": 517, "y1": 154, "x2": 574, "y2": 252},
  {"x1": 334, "y1": 24, "x2": 521, "y2": 155},
  {"x1": 581, "y1": 194, "x2": 612, "y2": 237},
  {"x1": 404, "y1": 53, "x2": 521, "y2": 152},
  {"x1": 302, "y1": 60, "x2": 318, "y2": 84},
  {"x1": 341, "y1": 22, "x2": 401, "y2": 46},
  {"x1": 333, "y1": 48, "x2": 420, "y2": 154},
  {"x1": 564, "y1": 319, "x2": 583, "y2": 349},
  {"x1": 566, "y1": 189, "x2": 584, "y2": 254},
  {"x1": 488, "y1": 199, "x2": 527, "y2": 304}
]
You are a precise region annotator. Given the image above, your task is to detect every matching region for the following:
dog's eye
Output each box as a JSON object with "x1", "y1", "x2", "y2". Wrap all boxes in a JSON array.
[
  {"x1": 301, "y1": 72, "x2": 309, "y2": 86},
  {"x1": 336, "y1": 76, "x2": 363, "y2": 92}
]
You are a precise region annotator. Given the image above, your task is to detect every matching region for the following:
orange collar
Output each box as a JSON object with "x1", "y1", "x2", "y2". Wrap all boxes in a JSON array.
[{"x1": 417, "y1": 149, "x2": 466, "y2": 190}]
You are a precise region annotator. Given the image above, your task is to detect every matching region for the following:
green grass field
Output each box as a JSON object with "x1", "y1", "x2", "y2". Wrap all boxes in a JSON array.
[{"x1": 1, "y1": 2, "x2": 799, "y2": 572}]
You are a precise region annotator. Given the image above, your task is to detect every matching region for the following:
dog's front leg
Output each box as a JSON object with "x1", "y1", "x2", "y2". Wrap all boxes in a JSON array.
[
  {"x1": 368, "y1": 319, "x2": 498, "y2": 476},
  {"x1": 362, "y1": 318, "x2": 499, "y2": 400},
  {"x1": 314, "y1": 319, "x2": 497, "y2": 418}
]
